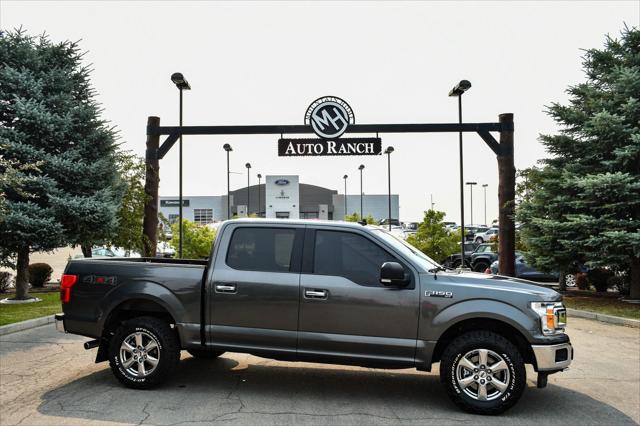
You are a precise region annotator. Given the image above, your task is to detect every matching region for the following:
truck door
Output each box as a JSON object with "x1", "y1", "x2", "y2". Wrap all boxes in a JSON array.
[
  {"x1": 209, "y1": 224, "x2": 304, "y2": 357},
  {"x1": 298, "y1": 228, "x2": 420, "y2": 366}
]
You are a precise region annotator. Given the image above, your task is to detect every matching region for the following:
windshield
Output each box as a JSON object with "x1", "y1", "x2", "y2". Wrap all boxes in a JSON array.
[{"x1": 371, "y1": 229, "x2": 440, "y2": 270}]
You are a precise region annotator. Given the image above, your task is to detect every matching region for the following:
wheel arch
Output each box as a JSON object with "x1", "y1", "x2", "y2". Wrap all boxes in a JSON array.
[
  {"x1": 431, "y1": 317, "x2": 535, "y2": 366},
  {"x1": 97, "y1": 282, "x2": 184, "y2": 341}
]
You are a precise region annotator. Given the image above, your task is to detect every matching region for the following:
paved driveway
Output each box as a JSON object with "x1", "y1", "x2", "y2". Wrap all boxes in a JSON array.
[{"x1": 1, "y1": 317, "x2": 638, "y2": 425}]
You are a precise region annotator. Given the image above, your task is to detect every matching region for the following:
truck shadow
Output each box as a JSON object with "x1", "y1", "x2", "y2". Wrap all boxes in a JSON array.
[{"x1": 38, "y1": 355, "x2": 637, "y2": 425}]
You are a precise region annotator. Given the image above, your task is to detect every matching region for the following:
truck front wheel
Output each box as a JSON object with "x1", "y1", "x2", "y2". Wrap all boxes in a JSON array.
[
  {"x1": 108, "y1": 316, "x2": 180, "y2": 389},
  {"x1": 439, "y1": 331, "x2": 526, "y2": 415}
]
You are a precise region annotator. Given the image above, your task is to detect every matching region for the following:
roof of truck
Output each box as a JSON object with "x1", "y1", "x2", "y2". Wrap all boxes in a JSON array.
[{"x1": 223, "y1": 218, "x2": 381, "y2": 230}]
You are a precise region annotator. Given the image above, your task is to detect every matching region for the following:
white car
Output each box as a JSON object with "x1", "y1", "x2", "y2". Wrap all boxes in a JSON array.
[
  {"x1": 474, "y1": 227, "x2": 498, "y2": 243},
  {"x1": 156, "y1": 241, "x2": 176, "y2": 258}
]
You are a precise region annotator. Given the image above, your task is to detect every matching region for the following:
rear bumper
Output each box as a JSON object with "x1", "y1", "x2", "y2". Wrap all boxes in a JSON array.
[
  {"x1": 55, "y1": 313, "x2": 66, "y2": 333},
  {"x1": 531, "y1": 342, "x2": 573, "y2": 371}
]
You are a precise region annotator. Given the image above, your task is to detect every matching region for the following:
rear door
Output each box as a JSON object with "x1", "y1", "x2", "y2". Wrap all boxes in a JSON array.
[
  {"x1": 297, "y1": 228, "x2": 420, "y2": 366},
  {"x1": 209, "y1": 223, "x2": 304, "y2": 357}
]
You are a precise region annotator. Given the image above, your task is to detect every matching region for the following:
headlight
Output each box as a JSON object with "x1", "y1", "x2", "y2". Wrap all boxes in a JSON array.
[{"x1": 530, "y1": 302, "x2": 567, "y2": 335}]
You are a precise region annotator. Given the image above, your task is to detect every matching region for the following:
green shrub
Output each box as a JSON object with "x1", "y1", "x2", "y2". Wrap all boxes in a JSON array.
[
  {"x1": 28, "y1": 263, "x2": 53, "y2": 288},
  {"x1": 0, "y1": 272, "x2": 13, "y2": 293},
  {"x1": 170, "y1": 220, "x2": 216, "y2": 259}
]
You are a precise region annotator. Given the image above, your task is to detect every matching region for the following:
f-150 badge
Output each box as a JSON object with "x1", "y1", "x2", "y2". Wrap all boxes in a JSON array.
[{"x1": 425, "y1": 290, "x2": 453, "y2": 298}]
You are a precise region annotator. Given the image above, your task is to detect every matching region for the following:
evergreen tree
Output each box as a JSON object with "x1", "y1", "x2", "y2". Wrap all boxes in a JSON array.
[
  {"x1": 0, "y1": 29, "x2": 122, "y2": 299},
  {"x1": 518, "y1": 26, "x2": 640, "y2": 297}
]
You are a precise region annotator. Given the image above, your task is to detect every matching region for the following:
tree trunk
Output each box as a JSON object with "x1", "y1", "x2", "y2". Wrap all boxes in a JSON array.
[
  {"x1": 497, "y1": 113, "x2": 516, "y2": 277},
  {"x1": 14, "y1": 246, "x2": 30, "y2": 300},
  {"x1": 81, "y1": 243, "x2": 92, "y2": 258},
  {"x1": 143, "y1": 116, "x2": 160, "y2": 258},
  {"x1": 558, "y1": 270, "x2": 567, "y2": 292},
  {"x1": 630, "y1": 256, "x2": 640, "y2": 300}
]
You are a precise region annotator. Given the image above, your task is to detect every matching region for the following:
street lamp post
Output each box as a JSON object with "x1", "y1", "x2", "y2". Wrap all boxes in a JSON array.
[
  {"x1": 245, "y1": 163, "x2": 251, "y2": 215},
  {"x1": 384, "y1": 146, "x2": 394, "y2": 230},
  {"x1": 257, "y1": 173, "x2": 262, "y2": 218},
  {"x1": 223, "y1": 144, "x2": 232, "y2": 219},
  {"x1": 449, "y1": 79, "x2": 472, "y2": 268},
  {"x1": 358, "y1": 165, "x2": 365, "y2": 220},
  {"x1": 466, "y1": 182, "x2": 478, "y2": 225},
  {"x1": 170, "y1": 72, "x2": 191, "y2": 259},
  {"x1": 343, "y1": 174, "x2": 348, "y2": 219},
  {"x1": 482, "y1": 183, "x2": 488, "y2": 226}
]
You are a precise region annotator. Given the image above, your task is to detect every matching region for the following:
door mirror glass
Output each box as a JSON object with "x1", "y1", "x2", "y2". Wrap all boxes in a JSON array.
[{"x1": 380, "y1": 262, "x2": 408, "y2": 286}]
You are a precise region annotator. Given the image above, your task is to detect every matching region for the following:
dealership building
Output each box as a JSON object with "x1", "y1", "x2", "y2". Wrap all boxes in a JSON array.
[{"x1": 159, "y1": 175, "x2": 399, "y2": 224}]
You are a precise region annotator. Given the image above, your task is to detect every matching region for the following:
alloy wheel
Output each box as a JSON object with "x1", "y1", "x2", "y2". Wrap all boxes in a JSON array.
[
  {"x1": 455, "y1": 348, "x2": 510, "y2": 401},
  {"x1": 119, "y1": 331, "x2": 160, "y2": 377}
]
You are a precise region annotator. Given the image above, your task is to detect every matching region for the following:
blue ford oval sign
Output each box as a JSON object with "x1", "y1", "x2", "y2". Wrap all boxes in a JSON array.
[{"x1": 275, "y1": 179, "x2": 289, "y2": 186}]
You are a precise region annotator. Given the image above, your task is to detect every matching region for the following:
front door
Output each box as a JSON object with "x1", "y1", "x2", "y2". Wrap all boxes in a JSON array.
[
  {"x1": 298, "y1": 228, "x2": 420, "y2": 366},
  {"x1": 210, "y1": 224, "x2": 303, "y2": 356}
]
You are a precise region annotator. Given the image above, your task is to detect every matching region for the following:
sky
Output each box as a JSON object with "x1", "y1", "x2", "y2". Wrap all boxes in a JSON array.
[{"x1": 2, "y1": 1, "x2": 638, "y2": 223}]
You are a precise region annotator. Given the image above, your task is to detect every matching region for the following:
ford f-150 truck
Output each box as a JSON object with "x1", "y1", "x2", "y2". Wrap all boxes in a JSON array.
[{"x1": 56, "y1": 219, "x2": 572, "y2": 415}]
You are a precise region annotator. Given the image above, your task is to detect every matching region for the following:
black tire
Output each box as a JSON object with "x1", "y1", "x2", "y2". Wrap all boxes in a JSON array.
[
  {"x1": 440, "y1": 331, "x2": 526, "y2": 415},
  {"x1": 108, "y1": 316, "x2": 180, "y2": 389},
  {"x1": 187, "y1": 349, "x2": 225, "y2": 359},
  {"x1": 475, "y1": 237, "x2": 484, "y2": 244},
  {"x1": 473, "y1": 261, "x2": 490, "y2": 273}
]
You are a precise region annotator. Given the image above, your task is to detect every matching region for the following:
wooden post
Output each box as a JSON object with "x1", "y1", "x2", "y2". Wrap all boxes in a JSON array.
[
  {"x1": 143, "y1": 116, "x2": 160, "y2": 258},
  {"x1": 497, "y1": 113, "x2": 515, "y2": 276}
]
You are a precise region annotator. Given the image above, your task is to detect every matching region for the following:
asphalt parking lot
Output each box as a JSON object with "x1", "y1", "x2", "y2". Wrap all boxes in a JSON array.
[{"x1": 1, "y1": 317, "x2": 638, "y2": 426}]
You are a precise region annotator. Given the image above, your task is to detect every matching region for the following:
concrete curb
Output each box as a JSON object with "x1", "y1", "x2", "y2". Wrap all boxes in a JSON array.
[
  {"x1": 567, "y1": 308, "x2": 640, "y2": 328},
  {"x1": 0, "y1": 315, "x2": 55, "y2": 336}
]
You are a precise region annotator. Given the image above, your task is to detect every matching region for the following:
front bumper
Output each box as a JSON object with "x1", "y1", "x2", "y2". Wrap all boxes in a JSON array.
[
  {"x1": 531, "y1": 342, "x2": 573, "y2": 371},
  {"x1": 55, "y1": 313, "x2": 66, "y2": 333}
]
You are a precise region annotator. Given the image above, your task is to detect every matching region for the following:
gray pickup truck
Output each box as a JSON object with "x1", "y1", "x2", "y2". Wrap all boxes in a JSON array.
[{"x1": 56, "y1": 219, "x2": 572, "y2": 415}]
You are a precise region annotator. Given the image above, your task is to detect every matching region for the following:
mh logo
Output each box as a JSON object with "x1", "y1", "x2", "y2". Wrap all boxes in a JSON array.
[{"x1": 305, "y1": 96, "x2": 355, "y2": 139}]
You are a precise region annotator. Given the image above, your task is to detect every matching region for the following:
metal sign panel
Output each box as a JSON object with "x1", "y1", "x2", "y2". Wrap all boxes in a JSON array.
[
  {"x1": 278, "y1": 138, "x2": 381, "y2": 157},
  {"x1": 160, "y1": 199, "x2": 190, "y2": 207},
  {"x1": 304, "y1": 96, "x2": 355, "y2": 139}
]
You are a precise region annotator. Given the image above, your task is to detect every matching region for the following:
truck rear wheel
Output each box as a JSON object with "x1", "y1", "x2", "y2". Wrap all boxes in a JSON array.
[
  {"x1": 439, "y1": 331, "x2": 526, "y2": 415},
  {"x1": 187, "y1": 349, "x2": 225, "y2": 359},
  {"x1": 108, "y1": 316, "x2": 180, "y2": 389}
]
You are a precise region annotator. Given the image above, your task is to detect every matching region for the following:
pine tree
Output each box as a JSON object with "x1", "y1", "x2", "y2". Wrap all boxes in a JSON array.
[
  {"x1": 518, "y1": 26, "x2": 640, "y2": 298},
  {"x1": 0, "y1": 29, "x2": 122, "y2": 299}
]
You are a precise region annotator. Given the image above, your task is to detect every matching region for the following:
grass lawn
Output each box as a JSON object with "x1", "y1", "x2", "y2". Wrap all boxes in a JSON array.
[
  {"x1": 563, "y1": 293, "x2": 640, "y2": 320},
  {"x1": 0, "y1": 292, "x2": 62, "y2": 326}
]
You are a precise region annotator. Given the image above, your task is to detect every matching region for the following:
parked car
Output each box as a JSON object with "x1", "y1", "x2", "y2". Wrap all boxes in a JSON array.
[
  {"x1": 156, "y1": 241, "x2": 176, "y2": 258},
  {"x1": 75, "y1": 246, "x2": 142, "y2": 259},
  {"x1": 470, "y1": 243, "x2": 498, "y2": 272},
  {"x1": 464, "y1": 226, "x2": 489, "y2": 241},
  {"x1": 443, "y1": 242, "x2": 479, "y2": 268},
  {"x1": 56, "y1": 219, "x2": 572, "y2": 415},
  {"x1": 474, "y1": 227, "x2": 498, "y2": 244},
  {"x1": 490, "y1": 253, "x2": 560, "y2": 282},
  {"x1": 379, "y1": 218, "x2": 401, "y2": 227}
]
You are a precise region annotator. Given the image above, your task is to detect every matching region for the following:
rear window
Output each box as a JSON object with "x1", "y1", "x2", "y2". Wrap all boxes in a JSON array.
[{"x1": 226, "y1": 227, "x2": 296, "y2": 273}]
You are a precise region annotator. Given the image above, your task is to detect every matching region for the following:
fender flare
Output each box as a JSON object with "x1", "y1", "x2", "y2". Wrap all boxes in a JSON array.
[
  {"x1": 429, "y1": 299, "x2": 537, "y2": 343},
  {"x1": 96, "y1": 280, "x2": 185, "y2": 334}
]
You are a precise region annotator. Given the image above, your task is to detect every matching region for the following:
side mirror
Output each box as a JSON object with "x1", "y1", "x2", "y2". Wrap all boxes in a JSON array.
[{"x1": 380, "y1": 262, "x2": 409, "y2": 287}]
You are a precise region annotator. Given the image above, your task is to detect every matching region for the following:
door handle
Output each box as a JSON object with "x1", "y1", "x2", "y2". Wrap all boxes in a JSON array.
[
  {"x1": 215, "y1": 283, "x2": 237, "y2": 293},
  {"x1": 304, "y1": 289, "x2": 328, "y2": 299}
]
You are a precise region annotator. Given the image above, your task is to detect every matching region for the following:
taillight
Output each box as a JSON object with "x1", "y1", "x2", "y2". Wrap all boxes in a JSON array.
[{"x1": 60, "y1": 274, "x2": 78, "y2": 304}]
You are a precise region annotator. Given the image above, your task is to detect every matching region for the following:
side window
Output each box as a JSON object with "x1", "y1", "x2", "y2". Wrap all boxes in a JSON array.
[
  {"x1": 313, "y1": 230, "x2": 398, "y2": 287},
  {"x1": 226, "y1": 227, "x2": 296, "y2": 273}
]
